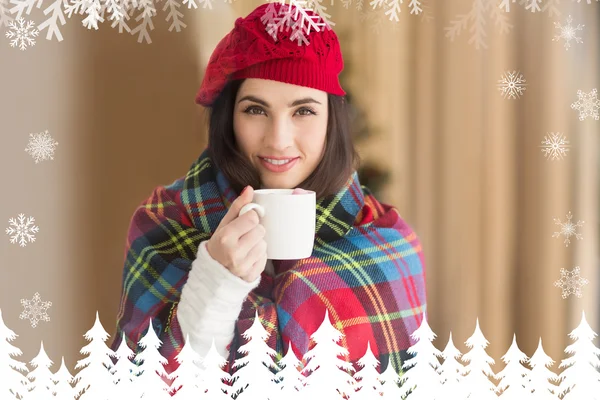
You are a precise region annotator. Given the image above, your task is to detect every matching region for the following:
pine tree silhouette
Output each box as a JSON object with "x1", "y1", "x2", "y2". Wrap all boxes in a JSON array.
[
  {"x1": 437, "y1": 332, "x2": 468, "y2": 400},
  {"x1": 301, "y1": 309, "x2": 357, "y2": 399},
  {"x1": 111, "y1": 333, "x2": 139, "y2": 398},
  {"x1": 53, "y1": 357, "x2": 77, "y2": 400},
  {"x1": 198, "y1": 339, "x2": 233, "y2": 400},
  {"x1": 496, "y1": 334, "x2": 532, "y2": 398},
  {"x1": 379, "y1": 358, "x2": 402, "y2": 399},
  {"x1": 557, "y1": 311, "x2": 600, "y2": 400},
  {"x1": 528, "y1": 338, "x2": 560, "y2": 400},
  {"x1": 274, "y1": 340, "x2": 306, "y2": 399},
  {"x1": 353, "y1": 341, "x2": 382, "y2": 399},
  {"x1": 25, "y1": 341, "x2": 56, "y2": 398},
  {"x1": 461, "y1": 319, "x2": 498, "y2": 400},
  {"x1": 0, "y1": 309, "x2": 29, "y2": 399},
  {"x1": 73, "y1": 312, "x2": 117, "y2": 400},
  {"x1": 169, "y1": 334, "x2": 203, "y2": 398},
  {"x1": 132, "y1": 319, "x2": 173, "y2": 400},
  {"x1": 231, "y1": 310, "x2": 280, "y2": 399},
  {"x1": 398, "y1": 312, "x2": 443, "y2": 399}
]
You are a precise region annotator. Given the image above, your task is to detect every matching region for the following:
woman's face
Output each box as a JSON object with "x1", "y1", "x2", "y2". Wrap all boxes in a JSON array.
[{"x1": 233, "y1": 78, "x2": 328, "y2": 190}]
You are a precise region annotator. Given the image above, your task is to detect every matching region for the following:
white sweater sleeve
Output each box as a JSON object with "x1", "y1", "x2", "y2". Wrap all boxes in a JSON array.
[{"x1": 176, "y1": 240, "x2": 261, "y2": 359}]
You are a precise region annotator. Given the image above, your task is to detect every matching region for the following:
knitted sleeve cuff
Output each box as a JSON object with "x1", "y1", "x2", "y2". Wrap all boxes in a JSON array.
[{"x1": 176, "y1": 240, "x2": 260, "y2": 357}]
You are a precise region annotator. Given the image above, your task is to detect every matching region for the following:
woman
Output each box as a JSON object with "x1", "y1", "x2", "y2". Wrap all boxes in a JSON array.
[{"x1": 111, "y1": 1, "x2": 426, "y2": 385}]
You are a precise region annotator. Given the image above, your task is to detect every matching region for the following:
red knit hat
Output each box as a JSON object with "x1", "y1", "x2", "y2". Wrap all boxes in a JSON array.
[{"x1": 195, "y1": 2, "x2": 346, "y2": 107}]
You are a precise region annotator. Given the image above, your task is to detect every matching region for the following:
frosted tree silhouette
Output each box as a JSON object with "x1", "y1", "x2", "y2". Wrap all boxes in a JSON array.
[
  {"x1": 53, "y1": 357, "x2": 77, "y2": 400},
  {"x1": 301, "y1": 309, "x2": 357, "y2": 399},
  {"x1": 169, "y1": 334, "x2": 203, "y2": 398},
  {"x1": 353, "y1": 341, "x2": 382, "y2": 399},
  {"x1": 25, "y1": 341, "x2": 56, "y2": 398},
  {"x1": 274, "y1": 340, "x2": 306, "y2": 398},
  {"x1": 496, "y1": 334, "x2": 531, "y2": 398},
  {"x1": 132, "y1": 319, "x2": 172, "y2": 400},
  {"x1": 198, "y1": 338, "x2": 232, "y2": 400},
  {"x1": 461, "y1": 319, "x2": 498, "y2": 400},
  {"x1": 72, "y1": 312, "x2": 116, "y2": 400},
  {"x1": 379, "y1": 358, "x2": 402, "y2": 399},
  {"x1": 437, "y1": 332, "x2": 468, "y2": 400},
  {"x1": 0, "y1": 308, "x2": 30, "y2": 399},
  {"x1": 231, "y1": 311, "x2": 280, "y2": 399},
  {"x1": 557, "y1": 310, "x2": 600, "y2": 400},
  {"x1": 398, "y1": 313, "x2": 443, "y2": 399},
  {"x1": 528, "y1": 338, "x2": 560, "y2": 400},
  {"x1": 111, "y1": 333, "x2": 139, "y2": 398}
]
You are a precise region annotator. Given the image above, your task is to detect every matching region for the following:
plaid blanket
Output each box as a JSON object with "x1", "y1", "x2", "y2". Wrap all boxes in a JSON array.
[{"x1": 111, "y1": 148, "x2": 427, "y2": 379}]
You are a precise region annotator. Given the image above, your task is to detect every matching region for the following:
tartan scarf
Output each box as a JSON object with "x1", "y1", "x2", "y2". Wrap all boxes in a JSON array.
[{"x1": 111, "y1": 148, "x2": 427, "y2": 378}]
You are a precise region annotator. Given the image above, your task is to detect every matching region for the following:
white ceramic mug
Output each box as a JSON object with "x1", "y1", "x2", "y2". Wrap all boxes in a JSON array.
[{"x1": 238, "y1": 189, "x2": 316, "y2": 260}]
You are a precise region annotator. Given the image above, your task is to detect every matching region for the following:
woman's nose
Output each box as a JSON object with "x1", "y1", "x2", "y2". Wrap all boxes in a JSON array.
[{"x1": 263, "y1": 118, "x2": 294, "y2": 150}]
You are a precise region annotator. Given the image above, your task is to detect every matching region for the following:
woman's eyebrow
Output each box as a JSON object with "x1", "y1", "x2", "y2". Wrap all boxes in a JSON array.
[{"x1": 237, "y1": 95, "x2": 322, "y2": 107}]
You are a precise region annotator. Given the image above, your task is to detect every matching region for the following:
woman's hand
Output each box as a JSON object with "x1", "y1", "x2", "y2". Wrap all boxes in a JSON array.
[{"x1": 206, "y1": 186, "x2": 267, "y2": 283}]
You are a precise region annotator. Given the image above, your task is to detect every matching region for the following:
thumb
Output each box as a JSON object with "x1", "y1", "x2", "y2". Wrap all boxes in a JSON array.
[{"x1": 220, "y1": 185, "x2": 254, "y2": 227}]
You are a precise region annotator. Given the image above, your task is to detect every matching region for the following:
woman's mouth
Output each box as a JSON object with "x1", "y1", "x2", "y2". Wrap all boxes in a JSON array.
[{"x1": 258, "y1": 156, "x2": 300, "y2": 173}]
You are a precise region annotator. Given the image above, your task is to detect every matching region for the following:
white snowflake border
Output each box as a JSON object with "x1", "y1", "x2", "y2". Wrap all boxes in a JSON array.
[
  {"x1": 554, "y1": 266, "x2": 589, "y2": 299},
  {"x1": 25, "y1": 130, "x2": 59, "y2": 163},
  {"x1": 540, "y1": 132, "x2": 569, "y2": 161},
  {"x1": 552, "y1": 211, "x2": 584, "y2": 247},
  {"x1": 1, "y1": 0, "x2": 428, "y2": 46},
  {"x1": 5, "y1": 213, "x2": 40, "y2": 247},
  {"x1": 20, "y1": 292, "x2": 52, "y2": 328}
]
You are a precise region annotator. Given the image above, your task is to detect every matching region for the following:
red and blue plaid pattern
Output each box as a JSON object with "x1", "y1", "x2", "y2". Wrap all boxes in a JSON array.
[{"x1": 110, "y1": 149, "x2": 427, "y2": 377}]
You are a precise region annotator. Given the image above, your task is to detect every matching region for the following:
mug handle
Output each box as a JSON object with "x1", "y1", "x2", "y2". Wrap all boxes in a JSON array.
[{"x1": 239, "y1": 203, "x2": 266, "y2": 218}]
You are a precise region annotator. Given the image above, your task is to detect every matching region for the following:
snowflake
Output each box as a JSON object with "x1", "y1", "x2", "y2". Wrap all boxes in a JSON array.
[
  {"x1": 553, "y1": 15, "x2": 584, "y2": 50},
  {"x1": 20, "y1": 293, "x2": 52, "y2": 328},
  {"x1": 554, "y1": 266, "x2": 589, "y2": 299},
  {"x1": 499, "y1": 0, "x2": 561, "y2": 16},
  {"x1": 5, "y1": 17, "x2": 39, "y2": 51},
  {"x1": 497, "y1": 70, "x2": 527, "y2": 99},
  {"x1": 552, "y1": 211, "x2": 584, "y2": 247},
  {"x1": 571, "y1": 89, "x2": 600, "y2": 121},
  {"x1": 25, "y1": 130, "x2": 59, "y2": 163},
  {"x1": 540, "y1": 132, "x2": 570, "y2": 161},
  {"x1": 263, "y1": 1, "x2": 329, "y2": 46},
  {"x1": 445, "y1": 0, "x2": 513, "y2": 50},
  {"x1": 5, "y1": 213, "x2": 39, "y2": 247},
  {"x1": 370, "y1": 0, "x2": 424, "y2": 22}
]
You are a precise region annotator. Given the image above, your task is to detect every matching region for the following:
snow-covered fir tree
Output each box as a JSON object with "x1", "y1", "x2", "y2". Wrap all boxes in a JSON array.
[
  {"x1": 301, "y1": 309, "x2": 357, "y2": 399},
  {"x1": 25, "y1": 341, "x2": 56, "y2": 399},
  {"x1": 169, "y1": 334, "x2": 203, "y2": 398},
  {"x1": 437, "y1": 332, "x2": 468, "y2": 400},
  {"x1": 231, "y1": 310, "x2": 280, "y2": 399},
  {"x1": 274, "y1": 340, "x2": 306, "y2": 399},
  {"x1": 353, "y1": 341, "x2": 382, "y2": 399},
  {"x1": 398, "y1": 312, "x2": 443, "y2": 399},
  {"x1": 73, "y1": 312, "x2": 116, "y2": 400},
  {"x1": 0, "y1": 308, "x2": 30, "y2": 399},
  {"x1": 52, "y1": 357, "x2": 77, "y2": 400},
  {"x1": 198, "y1": 338, "x2": 233, "y2": 400},
  {"x1": 557, "y1": 310, "x2": 600, "y2": 400},
  {"x1": 379, "y1": 358, "x2": 403, "y2": 399},
  {"x1": 111, "y1": 333, "x2": 139, "y2": 398},
  {"x1": 132, "y1": 319, "x2": 173, "y2": 400},
  {"x1": 528, "y1": 338, "x2": 560, "y2": 400},
  {"x1": 496, "y1": 334, "x2": 532, "y2": 398},
  {"x1": 461, "y1": 318, "x2": 498, "y2": 400}
]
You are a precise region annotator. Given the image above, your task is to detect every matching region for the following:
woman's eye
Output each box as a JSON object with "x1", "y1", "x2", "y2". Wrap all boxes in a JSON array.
[
  {"x1": 297, "y1": 107, "x2": 317, "y2": 116},
  {"x1": 244, "y1": 106, "x2": 265, "y2": 115}
]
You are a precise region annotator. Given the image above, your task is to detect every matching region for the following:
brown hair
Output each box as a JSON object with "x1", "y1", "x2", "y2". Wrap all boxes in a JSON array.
[{"x1": 207, "y1": 79, "x2": 360, "y2": 200}]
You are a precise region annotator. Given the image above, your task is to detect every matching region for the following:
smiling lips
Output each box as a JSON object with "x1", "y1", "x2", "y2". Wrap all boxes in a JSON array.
[{"x1": 258, "y1": 156, "x2": 300, "y2": 173}]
